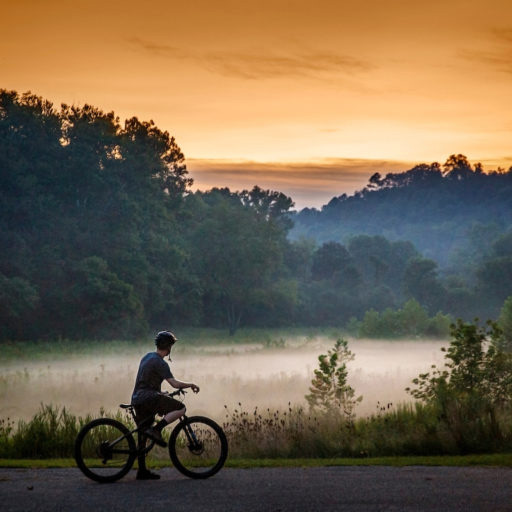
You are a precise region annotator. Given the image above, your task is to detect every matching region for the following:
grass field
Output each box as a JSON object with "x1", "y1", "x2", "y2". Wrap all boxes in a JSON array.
[
  {"x1": 4, "y1": 329, "x2": 510, "y2": 462},
  {"x1": 0, "y1": 327, "x2": 343, "y2": 362},
  {"x1": 0, "y1": 329, "x2": 447, "y2": 424},
  {"x1": 2, "y1": 453, "x2": 512, "y2": 469}
]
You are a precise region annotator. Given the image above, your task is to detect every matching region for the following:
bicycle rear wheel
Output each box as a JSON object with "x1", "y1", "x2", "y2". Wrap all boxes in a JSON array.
[
  {"x1": 169, "y1": 416, "x2": 228, "y2": 479},
  {"x1": 74, "y1": 418, "x2": 136, "y2": 483}
]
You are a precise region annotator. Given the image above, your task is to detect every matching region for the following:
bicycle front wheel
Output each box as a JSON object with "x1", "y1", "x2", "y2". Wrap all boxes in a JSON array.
[
  {"x1": 169, "y1": 416, "x2": 228, "y2": 479},
  {"x1": 74, "y1": 418, "x2": 136, "y2": 483}
]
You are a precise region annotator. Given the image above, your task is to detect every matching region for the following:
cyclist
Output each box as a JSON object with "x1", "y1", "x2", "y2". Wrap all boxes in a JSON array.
[{"x1": 131, "y1": 330, "x2": 200, "y2": 480}]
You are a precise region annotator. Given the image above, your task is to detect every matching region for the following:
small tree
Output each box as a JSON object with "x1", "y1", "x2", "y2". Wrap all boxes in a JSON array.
[
  {"x1": 407, "y1": 319, "x2": 512, "y2": 451},
  {"x1": 306, "y1": 338, "x2": 362, "y2": 420}
]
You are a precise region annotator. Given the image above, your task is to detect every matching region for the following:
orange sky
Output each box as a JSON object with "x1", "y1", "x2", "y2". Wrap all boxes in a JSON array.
[{"x1": 2, "y1": 0, "x2": 512, "y2": 208}]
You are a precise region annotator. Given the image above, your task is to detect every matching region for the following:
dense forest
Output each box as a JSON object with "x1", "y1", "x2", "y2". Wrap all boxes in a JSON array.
[
  {"x1": 292, "y1": 156, "x2": 512, "y2": 268},
  {"x1": 1, "y1": 90, "x2": 512, "y2": 340}
]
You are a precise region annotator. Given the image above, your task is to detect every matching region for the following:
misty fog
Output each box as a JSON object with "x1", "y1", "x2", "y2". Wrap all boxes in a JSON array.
[{"x1": 0, "y1": 338, "x2": 447, "y2": 423}]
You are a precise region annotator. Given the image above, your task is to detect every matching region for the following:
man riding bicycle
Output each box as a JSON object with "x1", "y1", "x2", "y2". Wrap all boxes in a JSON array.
[{"x1": 131, "y1": 330, "x2": 200, "y2": 480}]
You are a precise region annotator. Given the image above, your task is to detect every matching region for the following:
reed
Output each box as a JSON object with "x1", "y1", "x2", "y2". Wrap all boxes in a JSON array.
[{"x1": 2, "y1": 400, "x2": 512, "y2": 459}]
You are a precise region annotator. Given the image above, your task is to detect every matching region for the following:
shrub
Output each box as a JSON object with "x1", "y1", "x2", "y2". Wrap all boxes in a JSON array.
[
  {"x1": 407, "y1": 319, "x2": 512, "y2": 452},
  {"x1": 355, "y1": 300, "x2": 451, "y2": 338},
  {"x1": 305, "y1": 338, "x2": 362, "y2": 421}
]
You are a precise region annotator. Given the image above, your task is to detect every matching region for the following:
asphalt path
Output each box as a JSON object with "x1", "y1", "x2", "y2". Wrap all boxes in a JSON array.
[{"x1": 1, "y1": 466, "x2": 511, "y2": 512}]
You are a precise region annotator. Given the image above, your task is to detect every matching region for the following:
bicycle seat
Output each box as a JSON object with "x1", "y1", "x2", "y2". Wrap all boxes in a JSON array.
[{"x1": 119, "y1": 403, "x2": 133, "y2": 409}]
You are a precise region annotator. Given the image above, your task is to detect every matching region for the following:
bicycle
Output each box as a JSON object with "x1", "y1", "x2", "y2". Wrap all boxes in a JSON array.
[{"x1": 74, "y1": 389, "x2": 228, "y2": 482}]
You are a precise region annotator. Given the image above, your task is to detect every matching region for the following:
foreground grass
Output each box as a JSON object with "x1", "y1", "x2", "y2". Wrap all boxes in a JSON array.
[
  {"x1": 224, "y1": 454, "x2": 512, "y2": 468},
  {"x1": 4, "y1": 402, "x2": 512, "y2": 460},
  {"x1": 2, "y1": 453, "x2": 512, "y2": 469}
]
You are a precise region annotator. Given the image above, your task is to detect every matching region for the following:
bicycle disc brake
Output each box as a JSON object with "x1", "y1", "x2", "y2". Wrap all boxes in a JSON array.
[{"x1": 188, "y1": 440, "x2": 204, "y2": 455}]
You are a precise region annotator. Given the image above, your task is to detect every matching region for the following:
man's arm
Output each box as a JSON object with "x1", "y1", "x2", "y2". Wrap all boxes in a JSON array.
[{"x1": 166, "y1": 377, "x2": 200, "y2": 393}]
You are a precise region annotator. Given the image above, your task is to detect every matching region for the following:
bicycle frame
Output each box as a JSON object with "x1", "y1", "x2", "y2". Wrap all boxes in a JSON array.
[
  {"x1": 112, "y1": 402, "x2": 191, "y2": 459},
  {"x1": 95, "y1": 423, "x2": 150, "y2": 462},
  {"x1": 75, "y1": 391, "x2": 228, "y2": 481}
]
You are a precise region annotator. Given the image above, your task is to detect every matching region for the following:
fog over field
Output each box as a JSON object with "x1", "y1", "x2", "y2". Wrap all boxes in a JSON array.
[{"x1": 0, "y1": 338, "x2": 447, "y2": 423}]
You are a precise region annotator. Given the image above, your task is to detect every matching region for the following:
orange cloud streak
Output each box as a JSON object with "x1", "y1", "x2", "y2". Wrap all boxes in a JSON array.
[{"x1": 2, "y1": 1, "x2": 512, "y2": 207}]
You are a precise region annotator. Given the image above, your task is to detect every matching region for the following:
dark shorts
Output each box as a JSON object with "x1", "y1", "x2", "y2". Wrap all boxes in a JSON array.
[{"x1": 134, "y1": 393, "x2": 185, "y2": 426}]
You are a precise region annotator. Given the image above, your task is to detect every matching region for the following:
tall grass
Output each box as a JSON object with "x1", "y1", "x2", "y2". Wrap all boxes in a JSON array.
[
  {"x1": 0, "y1": 404, "x2": 133, "y2": 458},
  {"x1": 3, "y1": 400, "x2": 510, "y2": 460},
  {"x1": 223, "y1": 401, "x2": 512, "y2": 458}
]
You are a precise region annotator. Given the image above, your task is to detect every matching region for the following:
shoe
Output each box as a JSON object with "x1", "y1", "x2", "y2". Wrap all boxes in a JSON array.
[
  {"x1": 136, "y1": 470, "x2": 161, "y2": 480},
  {"x1": 144, "y1": 427, "x2": 167, "y2": 447}
]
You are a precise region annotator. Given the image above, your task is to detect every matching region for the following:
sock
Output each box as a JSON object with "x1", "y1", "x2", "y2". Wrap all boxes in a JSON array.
[{"x1": 154, "y1": 419, "x2": 168, "y2": 432}]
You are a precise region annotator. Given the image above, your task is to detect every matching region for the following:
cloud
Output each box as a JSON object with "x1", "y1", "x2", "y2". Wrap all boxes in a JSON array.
[
  {"x1": 127, "y1": 37, "x2": 186, "y2": 58},
  {"x1": 186, "y1": 158, "x2": 413, "y2": 209},
  {"x1": 460, "y1": 28, "x2": 512, "y2": 74},
  {"x1": 493, "y1": 28, "x2": 512, "y2": 44},
  {"x1": 461, "y1": 50, "x2": 512, "y2": 74},
  {"x1": 187, "y1": 156, "x2": 510, "y2": 209},
  {"x1": 200, "y1": 52, "x2": 372, "y2": 79},
  {"x1": 127, "y1": 36, "x2": 373, "y2": 79}
]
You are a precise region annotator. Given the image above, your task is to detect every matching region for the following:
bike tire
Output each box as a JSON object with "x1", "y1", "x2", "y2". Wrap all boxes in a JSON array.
[
  {"x1": 74, "y1": 418, "x2": 137, "y2": 483},
  {"x1": 169, "y1": 416, "x2": 228, "y2": 479}
]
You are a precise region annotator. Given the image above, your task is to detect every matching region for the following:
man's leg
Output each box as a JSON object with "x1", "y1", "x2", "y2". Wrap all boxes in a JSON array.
[
  {"x1": 145, "y1": 396, "x2": 186, "y2": 447},
  {"x1": 163, "y1": 407, "x2": 186, "y2": 424},
  {"x1": 136, "y1": 430, "x2": 148, "y2": 472},
  {"x1": 134, "y1": 411, "x2": 160, "y2": 480}
]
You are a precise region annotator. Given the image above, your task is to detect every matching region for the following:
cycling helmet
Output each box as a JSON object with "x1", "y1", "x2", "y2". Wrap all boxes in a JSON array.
[{"x1": 155, "y1": 331, "x2": 177, "y2": 349}]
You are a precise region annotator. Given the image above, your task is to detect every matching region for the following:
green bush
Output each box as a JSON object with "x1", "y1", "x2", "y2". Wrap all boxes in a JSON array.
[
  {"x1": 355, "y1": 300, "x2": 451, "y2": 338},
  {"x1": 407, "y1": 319, "x2": 512, "y2": 453}
]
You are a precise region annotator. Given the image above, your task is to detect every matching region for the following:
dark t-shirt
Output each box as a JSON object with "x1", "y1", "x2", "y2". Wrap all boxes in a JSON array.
[{"x1": 131, "y1": 352, "x2": 174, "y2": 405}]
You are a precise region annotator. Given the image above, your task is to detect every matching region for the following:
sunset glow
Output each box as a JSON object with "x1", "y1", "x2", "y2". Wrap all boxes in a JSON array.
[{"x1": 2, "y1": 0, "x2": 512, "y2": 207}]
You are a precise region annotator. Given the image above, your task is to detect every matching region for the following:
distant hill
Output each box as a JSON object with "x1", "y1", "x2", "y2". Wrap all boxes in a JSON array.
[{"x1": 290, "y1": 155, "x2": 512, "y2": 268}]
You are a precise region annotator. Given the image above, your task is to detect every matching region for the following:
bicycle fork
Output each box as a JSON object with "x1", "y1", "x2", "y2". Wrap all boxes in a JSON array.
[{"x1": 181, "y1": 417, "x2": 203, "y2": 453}]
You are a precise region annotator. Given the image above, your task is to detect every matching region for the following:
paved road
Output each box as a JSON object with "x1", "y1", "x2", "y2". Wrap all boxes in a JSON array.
[{"x1": 1, "y1": 466, "x2": 511, "y2": 512}]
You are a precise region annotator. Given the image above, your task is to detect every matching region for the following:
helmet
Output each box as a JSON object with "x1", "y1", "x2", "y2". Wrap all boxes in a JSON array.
[{"x1": 155, "y1": 331, "x2": 177, "y2": 349}]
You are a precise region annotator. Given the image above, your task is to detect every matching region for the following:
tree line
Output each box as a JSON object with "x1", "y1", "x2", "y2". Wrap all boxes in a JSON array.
[
  {"x1": 293, "y1": 155, "x2": 512, "y2": 268},
  {"x1": 1, "y1": 89, "x2": 511, "y2": 340}
]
